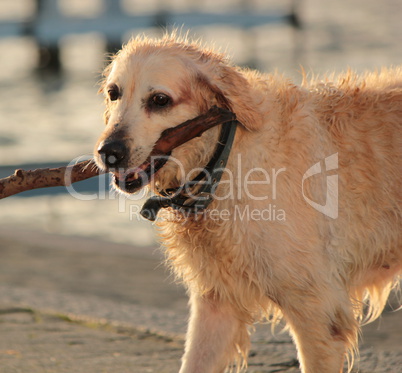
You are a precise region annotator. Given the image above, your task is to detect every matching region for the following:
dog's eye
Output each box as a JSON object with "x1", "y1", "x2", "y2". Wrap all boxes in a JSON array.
[
  {"x1": 107, "y1": 85, "x2": 120, "y2": 101},
  {"x1": 152, "y1": 93, "x2": 171, "y2": 107}
]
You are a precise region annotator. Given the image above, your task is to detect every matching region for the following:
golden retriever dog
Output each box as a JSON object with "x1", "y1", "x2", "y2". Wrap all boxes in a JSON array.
[{"x1": 94, "y1": 34, "x2": 401, "y2": 373}]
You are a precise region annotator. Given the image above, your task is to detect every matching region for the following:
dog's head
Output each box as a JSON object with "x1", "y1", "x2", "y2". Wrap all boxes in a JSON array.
[{"x1": 94, "y1": 35, "x2": 262, "y2": 194}]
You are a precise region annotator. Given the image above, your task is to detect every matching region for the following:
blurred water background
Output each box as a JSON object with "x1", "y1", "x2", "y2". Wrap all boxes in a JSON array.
[{"x1": 0, "y1": 0, "x2": 401, "y2": 248}]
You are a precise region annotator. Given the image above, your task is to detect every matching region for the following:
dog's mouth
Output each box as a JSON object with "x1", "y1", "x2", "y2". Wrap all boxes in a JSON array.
[{"x1": 112, "y1": 155, "x2": 169, "y2": 193}]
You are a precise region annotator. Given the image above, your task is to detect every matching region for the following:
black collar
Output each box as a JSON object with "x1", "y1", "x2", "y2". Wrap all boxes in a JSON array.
[{"x1": 140, "y1": 115, "x2": 238, "y2": 221}]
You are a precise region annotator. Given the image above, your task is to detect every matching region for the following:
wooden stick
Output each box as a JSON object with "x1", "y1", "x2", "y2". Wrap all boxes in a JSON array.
[
  {"x1": 0, "y1": 160, "x2": 101, "y2": 199},
  {"x1": 150, "y1": 106, "x2": 236, "y2": 156},
  {"x1": 0, "y1": 107, "x2": 236, "y2": 199}
]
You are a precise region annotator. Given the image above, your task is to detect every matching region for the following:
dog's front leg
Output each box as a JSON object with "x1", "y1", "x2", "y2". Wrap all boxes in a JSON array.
[
  {"x1": 282, "y1": 292, "x2": 357, "y2": 373},
  {"x1": 179, "y1": 292, "x2": 249, "y2": 373}
]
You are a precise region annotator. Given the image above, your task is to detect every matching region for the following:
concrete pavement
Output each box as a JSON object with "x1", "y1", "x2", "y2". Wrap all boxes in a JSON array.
[{"x1": 0, "y1": 228, "x2": 401, "y2": 372}]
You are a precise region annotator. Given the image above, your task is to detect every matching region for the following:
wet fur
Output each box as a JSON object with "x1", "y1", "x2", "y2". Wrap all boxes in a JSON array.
[{"x1": 95, "y1": 35, "x2": 402, "y2": 373}]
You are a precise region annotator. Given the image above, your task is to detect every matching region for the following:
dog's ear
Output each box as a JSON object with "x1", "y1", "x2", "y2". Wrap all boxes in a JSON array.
[
  {"x1": 195, "y1": 73, "x2": 232, "y2": 111},
  {"x1": 195, "y1": 67, "x2": 264, "y2": 131}
]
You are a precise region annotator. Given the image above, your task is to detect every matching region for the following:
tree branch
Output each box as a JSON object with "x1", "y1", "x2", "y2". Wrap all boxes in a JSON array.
[{"x1": 0, "y1": 160, "x2": 101, "y2": 199}]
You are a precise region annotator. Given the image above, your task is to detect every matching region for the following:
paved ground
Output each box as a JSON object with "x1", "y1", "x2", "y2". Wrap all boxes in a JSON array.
[
  {"x1": 0, "y1": 309, "x2": 183, "y2": 373},
  {"x1": 0, "y1": 228, "x2": 401, "y2": 373}
]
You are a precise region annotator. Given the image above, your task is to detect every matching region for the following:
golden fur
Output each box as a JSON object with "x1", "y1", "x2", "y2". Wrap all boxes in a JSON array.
[{"x1": 94, "y1": 34, "x2": 402, "y2": 373}]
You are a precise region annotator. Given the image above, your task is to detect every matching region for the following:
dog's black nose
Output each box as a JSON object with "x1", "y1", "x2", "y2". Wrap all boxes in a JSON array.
[{"x1": 97, "y1": 140, "x2": 127, "y2": 168}]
